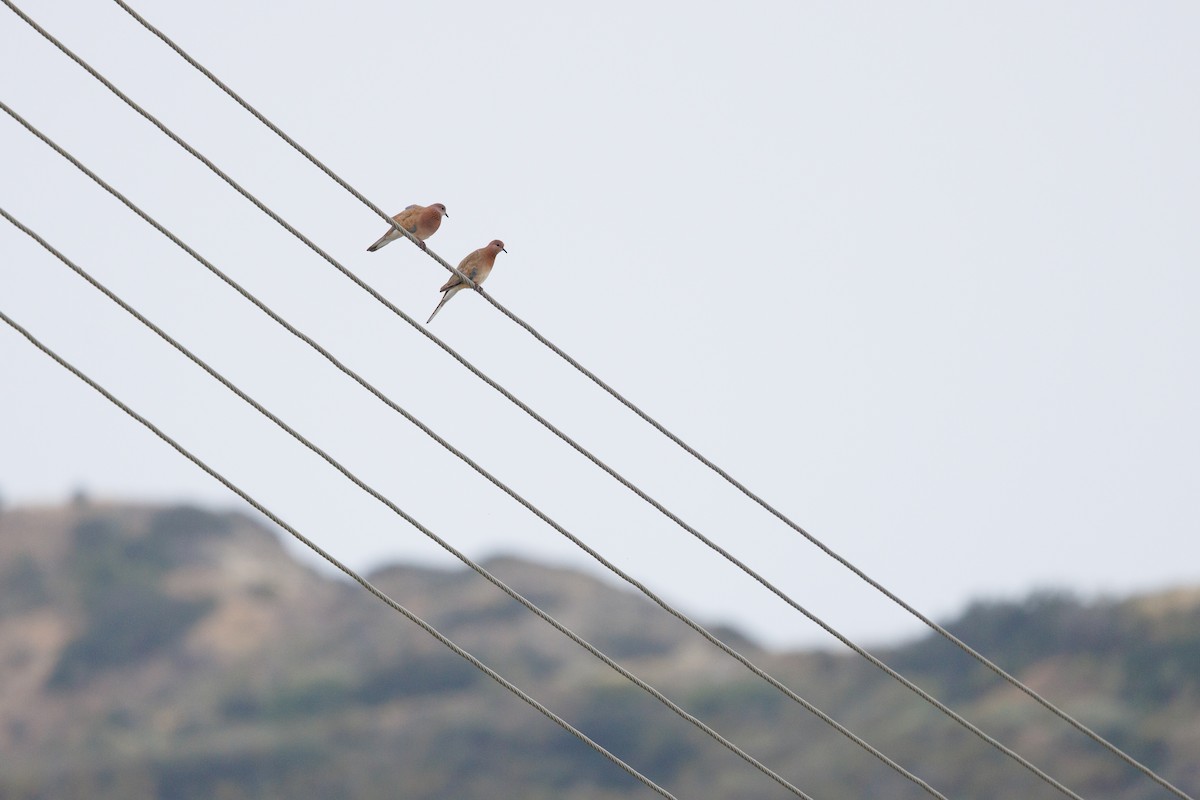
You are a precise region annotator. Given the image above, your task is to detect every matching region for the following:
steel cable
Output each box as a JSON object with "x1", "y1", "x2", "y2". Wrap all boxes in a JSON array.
[
  {"x1": 95, "y1": 3, "x2": 1199, "y2": 798},
  {"x1": 0, "y1": 206, "x2": 813, "y2": 800},
  {"x1": 0, "y1": 100, "x2": 946, "y2": 800},
  {"x1": 0, "y1": 306, "x2": 679, "y2": 800},
  {"x1": 0, "y1": 6, "x2": 1102, "y2": 796}
]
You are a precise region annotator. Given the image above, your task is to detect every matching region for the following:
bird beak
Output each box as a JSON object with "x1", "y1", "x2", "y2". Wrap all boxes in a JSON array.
[
  {"x1": 444, "y1": 212, "x2": 449, "y2": 218},
  {"x1": 502, "y1": 247, "x2": 508, "y2": 253}
]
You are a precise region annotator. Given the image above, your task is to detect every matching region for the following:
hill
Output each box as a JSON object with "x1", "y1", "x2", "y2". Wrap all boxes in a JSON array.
[{"x1": 0, "y1": 501, "x2": 1196, "y2": 799}]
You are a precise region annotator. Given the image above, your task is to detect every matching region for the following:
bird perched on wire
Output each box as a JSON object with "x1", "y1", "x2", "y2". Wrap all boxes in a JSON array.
[
  {"x1": 366, "y1": 203, "x2": 448, "y2": 252},
  {"x1": 427, "y1": 240, "x2": 507, "y2": 324}
]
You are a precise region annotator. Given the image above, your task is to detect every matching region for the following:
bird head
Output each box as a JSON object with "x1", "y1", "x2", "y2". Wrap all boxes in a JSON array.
[
  {"x1": 431, "y1": 203, "x2": 448, "y2": 218},
  {"x1": 488, "y1": 239, "x2": 507, "y2": 254}
]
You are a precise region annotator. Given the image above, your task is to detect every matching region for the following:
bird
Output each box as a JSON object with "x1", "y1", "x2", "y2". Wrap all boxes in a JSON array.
[
  {"x1": 366, "y1": 203, "x2": 448, "y2": 252},
  {"x1": 427, "y1": 240, "x2": 507, "y2": 324}
]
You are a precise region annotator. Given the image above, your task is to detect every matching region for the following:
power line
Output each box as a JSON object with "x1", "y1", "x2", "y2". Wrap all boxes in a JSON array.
[
  {"x1": 0, "y1": 102, "x2": 947, "y2": 800},
  {"x1": 97, "y1": 3, "x2": 1198, "y2": 798},
  {"x1": 0, "y1": 7, "x2": 1099, "y2": 797},
  {"x1": 0, "y1": 306, "x2": 679, "y2": 800},
  {"x1": 0, "y1": 207, "x2": 813, "y2": 800}
]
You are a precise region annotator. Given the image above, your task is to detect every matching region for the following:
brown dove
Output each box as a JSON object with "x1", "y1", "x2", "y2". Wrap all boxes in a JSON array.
[
  {"x1": 427, "y1": 240, "x2": 507, "y2": 324},
  {"x1": 366, "y1": 203, "x2": 447, "y2": 252}
]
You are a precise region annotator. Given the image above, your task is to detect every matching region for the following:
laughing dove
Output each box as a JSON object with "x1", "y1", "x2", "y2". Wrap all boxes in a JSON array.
[
  {"x1": 426, "y1": 240, "x2": 507, "y2": 324},
  {"x1": 366, "y1": 203, "x2": 448, "y2": 252}
]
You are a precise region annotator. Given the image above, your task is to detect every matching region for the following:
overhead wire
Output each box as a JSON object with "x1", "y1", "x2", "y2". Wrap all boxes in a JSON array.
[
  {"x1": 0, "y1": 306, "x2": 679, "y2": 800},
  {"x1": 0, "y1": 6, "x2": 1103, "y2": 797},
  {"x1": 0, "y1": 100, "x2": 947, "y2": 800},
  {"x1": 95, "y1": 2, "x2": 1198, "y2": 798},
  {"x1": 0, "y1": 206, "x2": 814, "y2": 800}
]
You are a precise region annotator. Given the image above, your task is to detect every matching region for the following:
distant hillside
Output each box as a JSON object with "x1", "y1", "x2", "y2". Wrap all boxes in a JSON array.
[{"x1": 0, "y1": 501, "x2": 1196, "y2": 799}]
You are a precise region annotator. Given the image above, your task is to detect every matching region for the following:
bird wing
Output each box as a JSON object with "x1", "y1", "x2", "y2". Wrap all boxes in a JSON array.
[
  {"x1": 392, "y1": 206, "x2": 422, "y2": 231},
  {"x1": 439, "y1": 252, "x2": 480, "y2": 292}
]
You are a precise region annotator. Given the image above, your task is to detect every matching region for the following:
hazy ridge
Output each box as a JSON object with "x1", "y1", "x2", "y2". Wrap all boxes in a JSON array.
[{"x1": 1, "y1": 501, "x2": 1197, "y2": 799}]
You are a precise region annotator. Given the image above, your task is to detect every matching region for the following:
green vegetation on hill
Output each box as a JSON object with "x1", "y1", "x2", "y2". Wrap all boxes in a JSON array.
[{"x1": 47, "y1": 517, "x2": 213, "y2": 690}]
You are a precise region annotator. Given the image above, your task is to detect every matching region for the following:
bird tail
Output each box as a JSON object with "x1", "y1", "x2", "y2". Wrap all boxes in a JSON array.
[
  {"x1": 426, "y1": 287, "x2": 460, "y2": 324},
  {"x1": 366, "y1": 231, "x2": 395, "y2": 252}
]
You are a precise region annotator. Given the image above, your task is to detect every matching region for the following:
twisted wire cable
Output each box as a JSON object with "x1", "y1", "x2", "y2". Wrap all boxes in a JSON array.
[
  {"x1": 0, "y1": 100, "x2": 947, "y2": 800},
  {"x1": 0, "y1": 206, "x2": 813, "y2": 800},
  {"x1": 0, "y1": 306, "x2": 679, "y2": 800},
  {"x1": 94, "y1": 3, "x2": 1199, "y2": 798},
  {"x1": 0, "y1": 7, "x2": 1102, "y2": 797}
]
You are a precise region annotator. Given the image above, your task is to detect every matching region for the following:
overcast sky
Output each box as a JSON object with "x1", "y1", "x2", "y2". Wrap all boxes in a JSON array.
[{"x1": 1, "y1": 0, "x2": 1197, "y2": 650}]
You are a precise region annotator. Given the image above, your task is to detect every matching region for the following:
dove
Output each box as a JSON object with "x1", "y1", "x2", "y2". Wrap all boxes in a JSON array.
[
  {"x1": 427, "y1": 240, "x2": 507, "y2": 324},
  {"x1": 366, "y1": 203, "x2": 447, "y2": 252}
]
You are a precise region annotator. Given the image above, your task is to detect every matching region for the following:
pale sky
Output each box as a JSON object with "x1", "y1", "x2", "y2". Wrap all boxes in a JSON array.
[{"x1": 1, "y1": 0, "x2": 1197, "y2": 649}]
